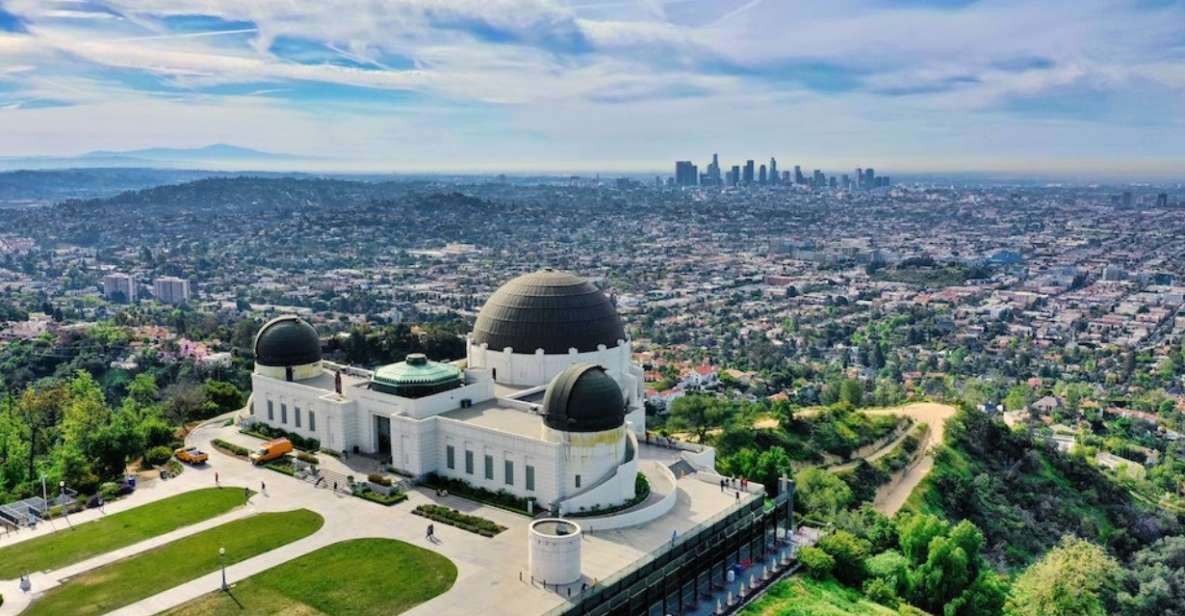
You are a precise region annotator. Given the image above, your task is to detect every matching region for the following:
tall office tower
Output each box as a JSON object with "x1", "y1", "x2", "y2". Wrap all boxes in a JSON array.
[
  {"x1": 1122, "y1": 191, "x2": 1133, "y2": 208},
  {"x1": 829, "y1": 176, "x2": 837, "y2": 189},
  {"x1": 758, "y1": 164, "x2": 767, "y2": 185},
  {"x1": 655, "y1": 176, "x2": 663, "y2": 188},
  {"x1": 675, "y1": 161, "x2": 698, "y2": 186},
  {"x1": 1157, "y1": 193, "x2": 1169, "y2": 208},
  {"x1": 782, "y1": 171, "x2": 791, "y2": 183},
  {"x1": 864, "y1": 168, "x2": 875, "y2": 188},
  {"x1": 794, "y1": 165, "x2": 804, "y2": 185},
  {"x1": 813, "y1": 169, "x2": 825, "y2": 188},
  {"x1": 769, "y1": 158, "x2": 778, "y2": 184},
  {"x1": 706, "y1": 153, "x2": 721, "y2": 185},
  {"x1": 729, "y1": 165, "x2": 741, "y2": 187},
  {"x1": 103, "y1": 273, "x2": 136, "y2": 303},
  {"x1": 881, "y1": 176, "x2": 891, "y2": 187},
  {"x1": 842, "y1": 174, "x2": 850, "y2": 189},
  {"x1": 855, "y1": 168, "x2": 864, "y2": 189},
  {"x1": 743, "y1": 160, "x2": 755, "y2": 184},
  {"x1": 153, "y1": 276, "x2": 191, "y2": 304}
]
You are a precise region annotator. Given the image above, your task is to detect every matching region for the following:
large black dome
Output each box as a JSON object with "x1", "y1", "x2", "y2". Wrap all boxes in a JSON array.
[
  {"x1": 254, "y1": 316, "x2": 322, "y2": 367},
  {"x1": 542, "y1": 364, "x2": 625, "y2": 433},
  {"x1": 472, "y1": 270, "x2": 625, "y2": 354}
]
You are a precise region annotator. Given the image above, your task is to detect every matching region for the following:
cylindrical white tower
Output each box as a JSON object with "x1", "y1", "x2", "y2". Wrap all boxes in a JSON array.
[{"x1": 528, "y1": 519, "x2": 582, "y2": 585}]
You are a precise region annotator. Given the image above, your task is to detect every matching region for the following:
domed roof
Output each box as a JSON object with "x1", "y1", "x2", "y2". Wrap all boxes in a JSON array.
[
  {"x1": 371, "y1": 353, "x2": 463, "y2": 398},
  {"x1": 472, "y1": 270, "x2": 625, "y2": 354},
  {"x1": 254, "y1": 316, "x2": 322, "y2": 367},
  {"x1": 542, "y1": 364, "x2": 625, "y2": 433}
]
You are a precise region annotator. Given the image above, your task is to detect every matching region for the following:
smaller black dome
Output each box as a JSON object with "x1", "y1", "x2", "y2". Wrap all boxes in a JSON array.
[
  {"x1": 542, "y1": 364, "x2": 625, "y2": 433},
  {"x1": 254, "y1": 316, "x2": 322, "y2": 367}
]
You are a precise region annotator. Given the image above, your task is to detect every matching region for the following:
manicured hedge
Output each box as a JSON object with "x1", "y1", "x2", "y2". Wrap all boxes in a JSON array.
[
  {"x1": 241, "y1": 424, "x2": 320, "y2": 452},
  {"x1": 358, "y1": 489, "x2": 407, "y2": 506},
  {"x1": 212, "y1": 439, "x2": 249, "y2": 457},
  {"x1": 368, "y1": 473, "x2": 392, "y2": 487},
  {"x1": 412, "y1": 504, "x2": 505, "y2": 537},
  {"x1": 421, "y1": 473, "x2": 533, "y2": 515}
]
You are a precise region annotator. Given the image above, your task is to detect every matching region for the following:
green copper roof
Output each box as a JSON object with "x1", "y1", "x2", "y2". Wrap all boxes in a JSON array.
[{"x1": 371, "y1": 353, "x2": 462, "y2": 391}]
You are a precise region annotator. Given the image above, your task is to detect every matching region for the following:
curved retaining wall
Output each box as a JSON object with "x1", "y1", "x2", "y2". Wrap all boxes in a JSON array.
[{"x1": 575, "y1": 462, "x2": 679, "y2": 532}]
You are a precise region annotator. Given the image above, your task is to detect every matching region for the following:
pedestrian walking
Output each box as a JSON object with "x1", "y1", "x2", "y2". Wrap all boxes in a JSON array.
[
  {"x1": 720, "y1": 478, "x2": 725, "y2": 492},
  {"x1": 215, "y1": 472, "x2": 220, "y2": 486},
  {"x1": 261, "y1": 480, "x2": 266, "y2": 495},
  {"x1": 736, "y1": 491, "x2": 741, "y2": 501},
  {"x1": 426, "y1": 523, "x2": 435, "y2": 540},
  {"x1": 244, "y1": 486, "x2": 250, "y2": 502}
]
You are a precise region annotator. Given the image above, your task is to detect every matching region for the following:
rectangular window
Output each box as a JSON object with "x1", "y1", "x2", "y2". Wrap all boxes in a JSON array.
[
  {"x1": 446, "y1": 445, "x2": 455, "y2": 470},
  {"x1": 504, "y1": 460, "x2": 514, "y2": 486},
  {"x1": 267, "y1": 400, "x2": 274, "y2": 420},
  {"x1": 525, "y1": 465, "x2": 535, "y2": 491},
  {"x1": 294, "y1": 407, "x2": 302, "y2": 428},
  {"x1": 484, "y1": 455, "x2": 493, "y2": 480},
  {"x1": 575, "y1": 474, "x2": 582, "y2": 489},
  {"x1": 308, "y1": 411, "x2": 316, "y2": 432},
  {"x1": 280, "y1": 403, "x2": 287, "y2": 424},
  {"x1": 464, "y1": 450, "x2": 474, "y2": 475}
]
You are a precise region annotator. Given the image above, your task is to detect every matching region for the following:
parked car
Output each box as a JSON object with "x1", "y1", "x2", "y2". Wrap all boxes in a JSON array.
[
  {"x1": 250, "y1": 438, "x2": 293, "y2": 465},
  {"x1": 175, "y1": 447, "x2": 209, "y2": 465}
]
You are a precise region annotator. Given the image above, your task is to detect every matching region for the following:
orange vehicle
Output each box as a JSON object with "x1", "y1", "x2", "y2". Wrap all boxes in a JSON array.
[
  {"x1": 249, "y1": 438, "x2": 293, "y2": 465},
  {"x1": 174, "y1": 447, "x2": 208, "y2": 465}
]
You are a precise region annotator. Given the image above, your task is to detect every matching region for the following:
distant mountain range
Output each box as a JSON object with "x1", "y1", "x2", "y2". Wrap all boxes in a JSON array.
[{"x1": 0, "y1": 144, "x2": 313, "y2": 171}]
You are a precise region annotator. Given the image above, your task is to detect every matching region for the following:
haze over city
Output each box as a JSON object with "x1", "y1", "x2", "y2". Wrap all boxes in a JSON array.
[{"x1": 1, "y1": 0, "x2": 1184, "y2": 178}]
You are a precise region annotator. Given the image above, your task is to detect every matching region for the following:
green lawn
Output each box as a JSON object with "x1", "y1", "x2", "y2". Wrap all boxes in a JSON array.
[
  {"x1": 24, "y1": 509, "x2": 323, "y2": 616},
  {"x1": 740, "y1": 576, "x2": 896, "y2": 616},
  {"x1": 0, "y1": 487, "x2": 253, "y2": 578},
  {"x1": 158, "y1": 538, "x2": 457, "y2": 616}
]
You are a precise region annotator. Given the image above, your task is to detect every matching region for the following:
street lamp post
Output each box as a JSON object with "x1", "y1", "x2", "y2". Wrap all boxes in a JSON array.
[{"x1": 219, "y1": 547, "x2": 228, "y2": 592}]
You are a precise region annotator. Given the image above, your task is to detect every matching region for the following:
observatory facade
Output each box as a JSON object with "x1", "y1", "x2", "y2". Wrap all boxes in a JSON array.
[{"x1": 248, "y1": 270, "x2": 645, "y2": 513}]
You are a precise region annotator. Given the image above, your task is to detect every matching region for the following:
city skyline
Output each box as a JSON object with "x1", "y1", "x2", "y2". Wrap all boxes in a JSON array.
[{"x1": 0, "y1": 1, "x2": 1183, "y2": 178}]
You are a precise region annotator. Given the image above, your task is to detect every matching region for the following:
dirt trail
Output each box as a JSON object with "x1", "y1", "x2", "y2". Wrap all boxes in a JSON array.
[{"x1": 861, "y1": 403, "x2": 957, "y2": 514}]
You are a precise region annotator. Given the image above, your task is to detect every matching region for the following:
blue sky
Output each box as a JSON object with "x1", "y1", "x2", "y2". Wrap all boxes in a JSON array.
[{"x1": 0, "y1": 0, "x2": 1182, "y2": 177}]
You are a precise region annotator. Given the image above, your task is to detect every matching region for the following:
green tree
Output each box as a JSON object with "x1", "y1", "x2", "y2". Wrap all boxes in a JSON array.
[
  {"x1": 795, "y1": 467, "x2": 853, "y2": 518},
  {"x1": 798, "y1": 546, "x2": 835, "y2": 579},
  {"x1": 1005, "y1": 536, "x2": 1120, "y2": 616},
  {"x1": 818, "y1": 530, "x2": 871, "y2": 586},
  {"x1": 668, "y1": 395, "x2": 723, "y2": 442}
]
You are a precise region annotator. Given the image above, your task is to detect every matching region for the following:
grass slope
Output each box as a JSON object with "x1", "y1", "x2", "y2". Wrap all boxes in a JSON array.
[
  {"x1": 740, "y1": 576, "x2": 896, "y2": 616},
  {"x1": 0, "y1": 487, "x2": 253, "y2": 578},
  {"x1": 159, "y1": 537, "x2": 457, "y2": 616},
  {"x1": 24, "y1": 509, "x2": 323, "y2": 616}
]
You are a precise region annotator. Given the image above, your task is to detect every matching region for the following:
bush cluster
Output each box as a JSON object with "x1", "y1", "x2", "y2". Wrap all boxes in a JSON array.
[
  {"x1": 242, "y1": 423, "x2": 320, "y2": 452},
  {"x1": 367, "y1": 473, "x2": 392, "y2": 487},
  {"x1": 413, "y1": 504, "x2": 505, "y2": 537},
  {"x1": 296, "y1": 452, "x2": 320, "y2": 465},
  {"x1": 358, "y1": 489, "x2": 407, "y2": 506},
  {"x1": 144, "y1": 446, "x2": 173, "y2": 466},
  {"x1": 422, "y1": 473, "x2": 533, "y2": 514},
  {"x1": 212, "y1": 439, "x2": 249, "y2": 457}
]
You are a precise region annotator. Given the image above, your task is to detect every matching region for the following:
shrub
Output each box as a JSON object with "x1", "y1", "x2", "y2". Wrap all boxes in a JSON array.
[
  {"x1": 164, "y1": 459, "x2": 183, "y2": 478},
  {"x1": 296, "y1": 452, "x2": 320, "y2": 465},
  {"x1": 242, "y1": 424, "x2": 319, "y2": 452},
  {"x1": 98, "y1": 482, "x2": 121, "y2": 501},
  {"x1": 265, "y1": 458, "x2": 295, "y2": 476},
  {"x1": 413, "y1": 504, "x2": 506, "y2": 537},
  {"x1": 421, "y1": 473, "x2": 532, "y2": 515},
  {"x1": 212, "y1": 439, "x2": 249, "y2": 457},
  {"x1": 367, "y1": 473, "x2": 392, "y2": 487},
  {"x1": 358, "y1": 489, "x2": 407, "y2": 506},
  {"x1": 144, "y1": 446, "x2": 173, "y2": 466},
  {"x1": 863, "y1": 577, "x2": 899, "y2": 607},
  {"x1": 798, "y1": 546, "x2": 835, "y2": 579}
]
